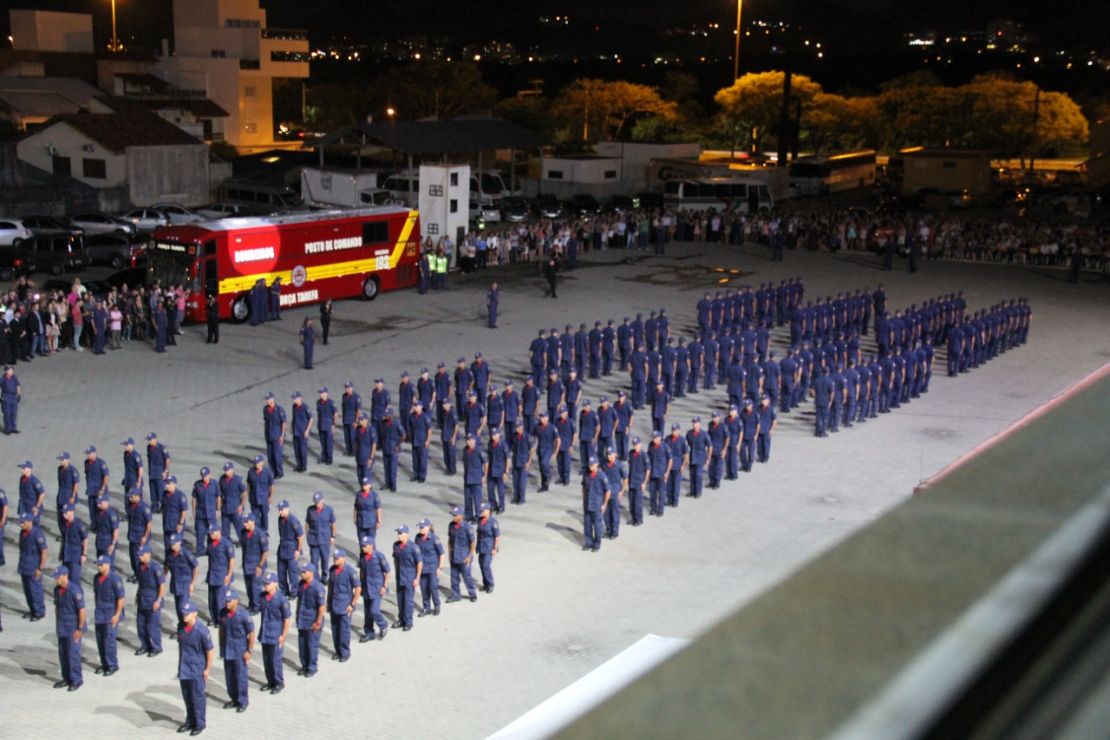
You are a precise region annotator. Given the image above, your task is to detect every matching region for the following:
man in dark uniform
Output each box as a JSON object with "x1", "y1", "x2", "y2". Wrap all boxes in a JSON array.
[
  {"x1": 739, "y1": 399, "x2": 760, "y2": 469},
  {"x1": 353, "y1": 477, "x2": 381, "y2": 546},
  {"x1": 153, "y1": 301, "x2": 168, "y2": 352},
  {"x1": 1, "y1": 364, "x2": 21, "y2": 434},
  {"x1": 501, "y1": 380, "x2": 520, "y2": 440},
  {"x1": 263, "y1": 392, "x2": 287, "y2": 479},
  {"x1": 534, "y1": 411, "x2": 558, "y2": 492},
  {"x1": 290, "y1": 392, "x2": 314, "y2": 473},
  {"x1": 218, "y1": 462, "x2": 247, "y2": 542},
  {"x1": 379, "y1": 406, "x2": 404, "y2": 492},
  {"x1": 192, "y1": 467, "x2": 219, "y2": 552},
  {"x1": 409, "y1": 401, "x2": 432, "y2": 482},
  {"x1": 649, "y1": 380, "x2": 669, "y2": 436},
  {"x1": 341, "y1": 382, "x2": 362, "y2": 457},
  {"x1": 56, "y1": 452, "x2": 80, "y2": 533},
  {"x1": 205, "y1": 294, "x2": 219, "y2": 344},
  {"x1": 146, "y1": 433, "x2": 170, "y2": 515},
  {"x1": 813, "y1": 367, "x2": 834, "y2": 437},
  {"x1": 510, "y1": 420, "x2": 533, "y2": 505},
  {"x1": 316, "y1": 388, "x2": 337, "y2": 466},
  {"x1": 487, "y1": 281, "x2": 499, "y2": 328},
  {"x1": 52, "y1": 565, "x2": 86, "y2": 691},
  {"x1": 165, "y1": 533, "x2": 198, "y2": 634},
  {"x1": 354, "y1": 413, "x2": 377, "y2": 485},
  {"x1": 92, "y1": 554, "x2": 126, "y2": 676},
  {"x1": 601, "y1": 447, "x2": 626, "y2": 539},
  {"x1": 398, "y1": 372, "x2": 416, "y2": 440},
  {"x1": 134, "y1": 544, "x2": 165, "y2": 656},
  {"x1": 476, "y1": 502, "x2": 500, "y2": 592},
  {"x1": 218, "y1": 589, "x2": 254, "y2": 712},
  {"x1": 205, "y1": 528, "x2": 235, "y2": 625},
  {"x1": 581, "y1": 457, "x2": 610, "y2": 552},
  {"x1": 305, "y1": 492, "x2": 336, "y2": 585},
  {"x1": 357, "y1": 536, "x2": 390, "y2": 643},
  {"x1": 446, "y1": 505, "x2": 480, "y2": 604},
  {"x1": 326, "y1": 548, "x2": 360, "y2": 661},
  {"x1": 93, "y1": 494, "x2": 120, "y2": 571},
  {"x1": 686, "y1": 417, "x2": 710, "y2": 498},
  {"x1": 275, "y1": 501, "x2": 304, "y2": 598},
  {"x1": 646, "y1": 431, "x2": 671, "y2": 518},
  {"x1": 258, "y1": 572, "x2": 291, "y2": 693},
  {"x1": 269, "y1": 277, "x2": 282, "y2": 321},
  {"x1": 177, "y1": 601, "x2": 214, "y2": 734},
  {"x1": 434, "y1": 363, "x2": 452, "y2": 429},
  {"x1": 239, "y1": 513, "x2": 268, "y2": 613},
  {"x1": 124, "y1": 488, "x2": 152, "y2": 582},
  {"x1": 391, "y1": 525, "x2": 422, "y2": 631},
  {"x1": 663, "y1": 424, "x2": 687, "y2": 507},
  {"x1": 17, "y1": 513, "x2": 47, "y2": 620},
  {"x1": 295, "y1": 563, "x2": 325, "y2": 677},
  {"x1": 626, "y1": 437, "x2": 647, "y2": 526},
  {"x1": 440, "y1": 402, "x2": 458, "y2": 476},
  {"x1": 757, "y1": 394, "x2": 778, "y2": 463},
  {"x1": 486, "y1": 428, "x2": 509, "y2": 513},
  {"x1": 246, "y1": 455, "x2": 273, "y2": 533},
  {"x1": 461, "y1": 434, "x2": 487, "y2": 521},
  {"x1": 59, "y1": 504, "x2": 88, "y2": 581}
]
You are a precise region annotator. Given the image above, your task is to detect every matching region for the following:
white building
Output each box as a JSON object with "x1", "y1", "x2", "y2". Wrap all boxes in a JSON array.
[
  {"x1": 17, "y1": 110, "x2": 210, "y2": 209},
  {"x1": 156, "y1": 0, "x2": 309, "y2": 150}
]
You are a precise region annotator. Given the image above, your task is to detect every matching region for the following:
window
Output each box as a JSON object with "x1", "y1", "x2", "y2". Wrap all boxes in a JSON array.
[
  {"x1": 604, "y1": 170, "x2": 617, "y2": 180},
  {"x1": 211, "y1": 49, "x2": 226, "y2": 58},
  {"x1": 428, "y1": 184, "x2": 443, "y2": 197},
  {"x1": 547, "y1": 170, "x2": 564, "y2": 180},
  {"x1": 427, "y1": 222, "x2": 439, "y2": 235},
  {"x1": 52, "y1": 155, "x2": 71, "y2": 176},
  {"x1": 82, "y1": 158, "x2": 107, "y2": 179},
  {"x1": 450, "y1": 172, "x2": 459, "y2": 186},
  {"x1": 362, "y1": 221, "x2": 389, "y2": 244},
  {"x1": 449, "y1": 199, "x2": 458, "y2": 214}
]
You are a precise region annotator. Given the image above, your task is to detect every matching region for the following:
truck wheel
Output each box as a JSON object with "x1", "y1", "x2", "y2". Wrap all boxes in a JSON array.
[
  {"x1": 362, "y1": 276, "x2": 379, "y2": 300},
  {"x1": 231, "y1": 295, "x2": 250, "y2": 323},
  {"x1": 50, "y1": 262, "x2": 64, "y2": 275}
]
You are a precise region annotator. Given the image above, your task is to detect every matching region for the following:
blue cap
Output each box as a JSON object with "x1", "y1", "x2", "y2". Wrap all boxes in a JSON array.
[
  {"x1": 417, "y1": 518, "x2": 432, "y2": 528},
  {"x1": 291, "y1": 391, "x2": 302, "y2": 399},
  {"x1": 744, "y1": 398, "x2": 754, "y2": 406},
  {"x1": 97, "y1": 494, "x2": 109, "y2": 505},
  {"x1": 582, "y1": 399, "x2": 592, "y2": 406},
  {"x1": 182, "y1": 601, "x2": 199, "y2": 615},
  {"x1": 395, "y1": 524, "x2": 409, "y2": 534},
  {"x1": 300, "y1": 562, "x2": 317, "y2": 575},
  {"x1": 504, "y1": 380, "x2": 513, "y2": 386},
  {"x1": 85, "y1": 446, "x2": 97, "y2": 454},
  {"x1": 631, "y1": 436, "x2": 641, "y2": 445},
  {"x1": 18, "y1": 512, "x2": 33, "y2": 523},
  {"x1": 278, "y1": 500, "x2": 290, "y2": 509},
  {"x1": 538, "y1": 411, "x2": 548, "y2": 418},
  {"x1": 384, "y1": 405, "x2": 394, "y2": 415},
  {"x1": 265, "y1": 392, "x2": 274, "y2": 400},
  {"x1": 360, "y1": 535, "x2": 375, "y2": 547},
  {"x1": 312, "y1": 491, "x2": 325, "y2": 503},
  {"x1": 223, "y1": 461, "x2": 234, "y2": 471},
  {"x1": 57, "y1": 452, "x2": 70, "y2": 461},
  {"x1": 652, "y1": 430, "x2": 662, "y2": 438},
  {"x1": 421, "y1": 368, "x2": 429, "y2": 374},
  {"x1": 333, "y1": 548, "x2": 346, "y2": 559},
  {"x1": 692, "y1": 416, "x2": 701, "y2": 423},
  {"x1": 62, "y1": 503, "x2": 75, "y2": 513},
  {"x1": 121, "y1": 438, "x2": 134, "y2": 446},
  {"x1": 253, "y1": 454, "x2": 265, "y2": 464},
  {"x1": 457, "y1": 357, "x2": 466, "y2": 363},
  {"x1": 599, "y1": 396, "x2": 608, "y2": 403},
  {"x1": 711, "y1": 410, "x2": 721, "y2": 417},
  {"x1": 169, "y1": 533, "x2": 183, "y2": 545},
  {"x1": 729, "y1": 404, "x2": 739, "y2": 411},
  {"x1": 51, "y1": 566, "x2": 70, "y2": 578},
  {"x1": 557, "y1": 405, "x2": 567, "y2": 413},
  {"x1": 200, "y1": 466, "x2": 211, "y2": 476},
  {"x1": 618, "y1": 391, "x2": 626, "y2": 398},
  {"x1": 128, "y1": 487, "x2": 142, "y2": 497},
  {"x1": 243, "y1": 511, "x2": 257, "y2": 524},
  {"x1": 17, "y1": 460, "x2": 32, "y2": 469},
  {"x1": 360, "y1": 476, "x2": 372, "y2": 486},
  {"x1": 400, "y1": 371, "x2": 409, "y2": 378},
  {"x1": 671, "y1": 423, "x2": 681, "y2": 431},
  {"x1": 138, "y1": 544, "x2": 152, "y2": 556},
  {"x1": 319, "y1": 387, "x2": 329, "y2": 394},
  {"x1": 490, "y1": 427, "x2": 501, "y2": 435},
  {"x1": 344, "y1": 381, "x2": 354, "y2": 388},
  {"x1": 450, "y1": 506, "x2": 463, "y2": 516},
  {"x1": 146, "y1": 433, "x2": 158, "y2": 441},
  {"x1": 224, "y1": 588, "x2": 240, "y2": 602},
  {"x1": 480, "y1": 502, "x2": 491, "y2": 512},
  {"x1": 475, "y1": 352, "x2": 482, "y2": 359},
  {"x1": 263, "y1": 572, "x2": 279, "y2": 584},
  {"x1": 166, "y1": 475, "x2": 178, "y2": 484},
  {"x1": 437, "y1": 362, "x2": 445, "y2": 369},
  {"x1": 96, "y1": 555, "x2": 112, "y2": 566},
  {"x1": 588, "y1": 456, "x2": 599, "y2": 465},
  {"x1": 466, "y1": 433, "x2": 476, "y2": 441},
  {"x1": 606, "y1": 447, "x2": 616, "y2": 455}
]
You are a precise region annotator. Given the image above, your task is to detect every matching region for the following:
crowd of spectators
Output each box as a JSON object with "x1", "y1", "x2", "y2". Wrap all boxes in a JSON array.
[{"x1": 0, "y1": 276, "x2": 186, "y2": 363}]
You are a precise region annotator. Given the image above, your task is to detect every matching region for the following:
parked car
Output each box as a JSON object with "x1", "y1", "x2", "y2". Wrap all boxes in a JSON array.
[
  {"x1": 19, "y1": 215, "x2": 85, "y2": 241},
  {"x1": 499, "y1": 197, "x2": 531, "y2": 223},
  {"x1": 85, "y1": 234, "x2": 142, "y2": 269},
  {"x1": 0, "y1": 244, "x2": 37, "y2": 281},
  {"x1": 0, "y1": 218, "x2": 33, "y2": 247},
  {"x1": 569, "y1": 193, "x2": 603, "y2": 215},
  {"x1": 194, "y1": 203, "x2": 256, "y2": 220},
  {"x1": 22, "y1": 232, "x2": 86, "y2": 275},
  {"x1": 151, "y1": 203, "x2": 204, "y2": 225},
  {"x1": 71, "y1": 212, "x2": 138, "y2": 237},
  {"x1": 533, "y1": 194, "x2": 564, "y2": 219},
  {"x1": 123, "y1": 208, "x2": 171, "y2": 234}
]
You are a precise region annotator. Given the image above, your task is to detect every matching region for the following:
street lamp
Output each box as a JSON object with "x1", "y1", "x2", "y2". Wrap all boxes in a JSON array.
[
  {"x1": 386, "y1": 107, "x2": 396, "y2": 120},
  {"x1": 733, "y1": 0, "x2": 743, "y2": 80},
  {"x1": 107, "y1": 0, "x2": 123, "y2": 52}
]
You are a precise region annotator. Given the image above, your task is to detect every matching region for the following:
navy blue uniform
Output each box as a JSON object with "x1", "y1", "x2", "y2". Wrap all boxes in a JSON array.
[
  {"x1": 219, "y1": 602, "x2": 254, "y2": 708},
  {"x1": 447, "y1": 520, "x2": 477, "y2": 599},
  {"x1": 296, "y1": 577, "x2": 326, "y2": 675},
  {"x1": 263, "y1": 402, "x2": 287, "y2": 478},
  {"x1": 416, "y1": 531, "x2": 444, "y2": 612},
  {"x1": 177, "y1": 617, "x2": 214, "y2": 731},
  {"x1": 259, "y1": 588, "x2": 291, "y2": 689},
  {"x1": 392, "y1": 539, "x2": 422, "y2": 628},
  {"x1": 54, "y1": 580, "x2": 86, "y2": 687},
  {"x1": 326, "y1": 562, "x2": 360, "y2": 659}
]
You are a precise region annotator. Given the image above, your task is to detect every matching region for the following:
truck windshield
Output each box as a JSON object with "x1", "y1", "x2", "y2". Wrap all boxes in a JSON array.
[{"x1": 147, "y1": 244, "x2": 198, "y2": 292}]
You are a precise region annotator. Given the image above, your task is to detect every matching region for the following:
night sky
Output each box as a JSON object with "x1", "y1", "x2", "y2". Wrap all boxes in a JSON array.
[{"x1": 2, "y1": 0, "x2": 1102, "y2": 53}]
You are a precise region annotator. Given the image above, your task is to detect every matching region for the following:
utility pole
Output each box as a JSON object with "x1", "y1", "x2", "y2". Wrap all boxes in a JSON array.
[{"x1": 733, "y1": 1, "x2": 743, "y2": 81}]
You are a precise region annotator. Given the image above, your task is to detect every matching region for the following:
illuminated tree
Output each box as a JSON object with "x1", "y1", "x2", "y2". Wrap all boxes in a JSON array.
[
  {"x1": 714, "y1": 71, "x2": 823, "y2": 153},
  {"x1": 555, "y1": 79, "x2": 678, "y2": 142}
]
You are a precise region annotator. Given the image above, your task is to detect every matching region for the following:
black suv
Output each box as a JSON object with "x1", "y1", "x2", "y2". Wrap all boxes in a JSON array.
[{"x1": 22, "y1": 232, "x2": 86, "y2": 275}]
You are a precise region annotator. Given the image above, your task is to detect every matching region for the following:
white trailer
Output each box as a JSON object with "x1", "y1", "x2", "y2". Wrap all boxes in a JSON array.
[
  {"x1": 418, "y1": 163, "x2": 471, "y2": 265},
  {"x1": 300, "y1": 167, "x2": 391, "y2": 208}
]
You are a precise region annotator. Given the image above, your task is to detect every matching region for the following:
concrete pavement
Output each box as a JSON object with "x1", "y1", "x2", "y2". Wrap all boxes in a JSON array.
[{"x1": 1, "y1": 242, "x2": 1107, "y2": 738}]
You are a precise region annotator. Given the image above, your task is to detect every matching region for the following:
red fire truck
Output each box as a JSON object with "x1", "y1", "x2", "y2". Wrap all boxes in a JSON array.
[{"x1": 148, "y1": 206, "x2": 420, "y2": 322}]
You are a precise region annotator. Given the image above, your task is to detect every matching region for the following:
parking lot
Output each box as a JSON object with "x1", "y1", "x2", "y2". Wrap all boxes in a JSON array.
[{"x1": 1, "y1": 238, "x2": 1108, "y2": 738}]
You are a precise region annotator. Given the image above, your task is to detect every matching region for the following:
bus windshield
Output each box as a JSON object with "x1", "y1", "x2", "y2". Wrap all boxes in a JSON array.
[{"x1": 147, "y1": 244, "x2": 198, "y2": 292}]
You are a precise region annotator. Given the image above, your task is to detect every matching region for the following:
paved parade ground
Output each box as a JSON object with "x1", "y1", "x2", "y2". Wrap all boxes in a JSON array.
[{"x1": 1, "y1": 242, "x2": 1108, "y2": 738}]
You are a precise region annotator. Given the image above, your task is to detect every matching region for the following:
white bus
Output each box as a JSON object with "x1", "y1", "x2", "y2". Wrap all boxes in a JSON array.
[
  {"x1": 662, "y1": 177, "x2": 773, "y2": 214},
  {"x1": 788, "y1": 150, "x2": 877, "y2": 196}
]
